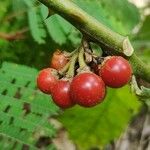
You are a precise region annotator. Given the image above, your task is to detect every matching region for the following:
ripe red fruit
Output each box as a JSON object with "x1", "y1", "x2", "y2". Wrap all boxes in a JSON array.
[
  {"x1": 70, "y1": 72, "x2": 106, "y2": 107},
  {"x1": 50, "y1": 49, "x2": 68, "y2": 70},
  {"x1": 51, "y1": 80, "x2": 74, "y2": 109},
  {"x1": 37, "y1": 68, "x2": 58, "y2": 94},
  {"x1": 99, "y1": 56, "x2": 132, "y2": 88}
]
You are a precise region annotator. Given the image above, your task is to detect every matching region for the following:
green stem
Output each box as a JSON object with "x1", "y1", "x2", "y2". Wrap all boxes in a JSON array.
[
  {"x1": 59, "y1": 49, "x2": 78, "y2": 75},
  {"x1": 65, "y1": 48, "x2": 78, "y2": 57},
  {"x1": 78, "y1": 46, "x2": 87, "y2": 69},
  {"x1": 129, "y1": 54, "x2": 150, "y2": 83},
  {"x1": 66, "y1": 52, "x2": 78, "y2": 78},
  {"x1": 59, "y1": 61, "x2": 70, "y2": 75},
  {"x1": 38, "y1": 0, "x2": 150, "y2": 83}
]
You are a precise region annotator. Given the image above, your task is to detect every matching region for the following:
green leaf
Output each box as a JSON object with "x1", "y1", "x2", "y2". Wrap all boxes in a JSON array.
[
  {"x1": 24, "y1": 0, "x2": 46, "y2": 44},
  {"x1": 131, "y1": 15, "x2": 150, "y2": 64},
  {"x1": 73, "y1": 0, "x2": 140, "y2": 35},
  {"x1": 12, "y1": 0, "x2": 27, "y2": 13},
  {"x1": 0, "y1": 62, "x2": 59, "y2": 149},
  {"x1": 134, "y1": 15, "x2": 150, "y2": 41},
  {"x1": 59, "y1": 86, "x2": 141, "y2": 149},
  {"x1": 0, "y1": 1, "x2": 12, "y2": 20},
  {"x1": 132, "y1": 15, "x2": 150, "y2": 49},
  {"x1": 40, "y1": 4, "x2": 80, "y2": 45}
]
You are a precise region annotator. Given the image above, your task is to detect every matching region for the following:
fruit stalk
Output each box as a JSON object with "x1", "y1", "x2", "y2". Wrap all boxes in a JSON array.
[
  {"x1": 59, "y1": 61, "x2": 70, "y2": 75},
  {"x1": 64, "y1": 48, "x2": 78, "y2": 57},
  {"x1": 78, "y1": 46, "x2": 87, "y2": 69},
  {"x1": 66, "y1": 52, "x2": 78, "y2": 78}
]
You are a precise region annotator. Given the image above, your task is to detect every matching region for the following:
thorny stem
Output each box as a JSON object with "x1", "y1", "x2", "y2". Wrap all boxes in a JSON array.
[
  {"x1": 38, "y1": 0, "x2": 133, "y2": 56},
  {"x1": 38, "y1": 0, "x2": 150, "y2": 83}
]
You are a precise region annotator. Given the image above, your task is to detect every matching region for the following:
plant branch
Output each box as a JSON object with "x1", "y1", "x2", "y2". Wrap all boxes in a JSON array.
[
  {"x1": 129, "y1": 54, "x2": 150, "y2": 83},
  {"x1": 37, "y1": 0, "x2": 150, "y2": 83},
  {"x1": 38, "y1": 0, "x2": 133, "y2": 56},
  {"x1": 3, "y1": 10, "x2": 26, "y2": 22},
  {"x1": 0, "y1": 27, "x2": 29, "y2": 41}
]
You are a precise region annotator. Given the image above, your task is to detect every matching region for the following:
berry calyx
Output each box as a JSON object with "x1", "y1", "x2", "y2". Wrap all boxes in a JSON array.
[
  {"x1": 37, "y1": 68, "x2": 58, "y2": 94},
  {"x1": 51, "y1": 80, "x2": 75, "y2": 109},
  {"x1": 50, "y1": 49, "x2": 69, "y2": 70},
  {"x1": 70, "y1": 72, "x2": 106, "y2": 107},
  {"x1": 99, "y1": 56, "x2": 132, "y2": 88}
]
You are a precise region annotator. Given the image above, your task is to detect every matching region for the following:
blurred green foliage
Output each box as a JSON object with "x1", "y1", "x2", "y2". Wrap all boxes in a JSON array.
[
  {"x1": 132, "y1": 15, "x2": 150, "y2": 65},
  {"x1": 59, "y1": 86, "x2": 141, "y2": 149}
]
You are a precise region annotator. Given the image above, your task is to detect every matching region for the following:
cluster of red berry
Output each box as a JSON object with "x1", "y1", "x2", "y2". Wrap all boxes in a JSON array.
[{"x1": 37, "y1": 47, "x2": 132, "y2": 109}]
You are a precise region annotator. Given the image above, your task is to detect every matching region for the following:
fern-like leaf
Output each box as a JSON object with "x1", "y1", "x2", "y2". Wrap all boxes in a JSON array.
[
  {"x1": 0, "y1": 62, "x2": 59, "y2": 149},
  {"x1": 24, "y1": 0, "x2": 46, "y2": 44}
]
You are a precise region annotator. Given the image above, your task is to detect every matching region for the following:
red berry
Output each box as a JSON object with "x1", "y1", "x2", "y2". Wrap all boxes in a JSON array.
[
  {"x1": 51, "y1": 80, "x2": 74, "y2": 109},
  {"x1": 99, "y1": 56, "x2": 132, "y2": 88},
  {"x1": 50, "y1": 49, "x2": 68, "y2": 70},
  {"x1": 70, "y1": 72, "x2": 106, "y2": 107},
  {"x1": 37, "y1": 68, "x2": 58, "y2": 94}
]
